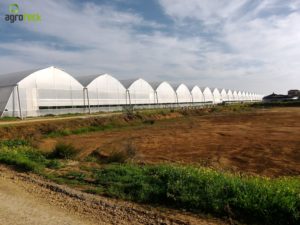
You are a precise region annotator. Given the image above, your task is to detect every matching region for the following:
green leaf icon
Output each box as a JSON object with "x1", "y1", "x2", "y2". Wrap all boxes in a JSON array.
[{"x1": 9, "y1": 3, "x2": 19, "y2": 14}]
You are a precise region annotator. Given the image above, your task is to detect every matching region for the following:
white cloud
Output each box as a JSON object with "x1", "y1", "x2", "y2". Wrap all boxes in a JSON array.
[
  {"x1": 0, "y1": 0, "x2": 299, "y2": 94},
  {"x1": 158, "y1": 0, "x2": 300, "y2": 93}
]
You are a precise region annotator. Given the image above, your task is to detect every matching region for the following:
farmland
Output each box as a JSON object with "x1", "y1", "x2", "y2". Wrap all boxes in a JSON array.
[
  {"x1": 0, "y1": 104, "x2": 299, "y2": 224},
  {"x1": 37, "y1": 107, "x2": 300, "y2": 177}
]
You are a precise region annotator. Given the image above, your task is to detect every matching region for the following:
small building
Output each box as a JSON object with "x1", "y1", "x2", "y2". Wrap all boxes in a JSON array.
[
  {"x1": 288, "y1": 90, "x2": 300, "y2": 97},
  {"x1": 263, "y1": 93, "x2": 293, "y2": 102}
]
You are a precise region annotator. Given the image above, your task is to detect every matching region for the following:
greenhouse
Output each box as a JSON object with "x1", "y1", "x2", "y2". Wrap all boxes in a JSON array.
[
  {"x1": 237, "y1": 91, "x2": 242, "y2": 101},
  {"x1": 241, "y1": 91, "x2": 246, "y2": 101},
  {"x1": 190, "y1": 85, "x2": 205, "y2": 103},
  {"x1": 120, "y1": 78, "x2": 155, "y2": 105},
  {"x1": 227, "y1": 89, "x2": 234, "y2": 102},
  {"x1": 246, "y1": 92, "x2": 251, "y2": 101},
  {"x1": 0, "y1": 66, "x2": 262, "y2": 118},
  {"x1": 212, "y1": 88, "x2": 222, "y2": 104},
  {"x1": 220, "y1": 89, "x2": 228, "y2": 102},
  {"x1": 75, "y1": 73, "x2": 127, "y2": 112},
  {"x1": 201, "y1": 87, "x2": 214, "y2": 103},
  {"x1": 0, "y1": 66, "x2": 83, "y2": 118},
  {"x1": 174, "y1": 84, "x2": 192, "y2": 104},
  {"x1": 233, "y1": 90, "x2": 239, "y2": 101},
  {"x1": 252, "y1": 93, "x2": 257, "y2": 101},
  {"x1": 150, "y1": 81, "x2": 177, "y2": 104}
]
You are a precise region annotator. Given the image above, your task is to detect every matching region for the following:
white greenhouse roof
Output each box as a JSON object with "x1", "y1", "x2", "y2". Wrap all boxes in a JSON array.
[
  {"x1": 74, "y1": 73, "x2": 105, "y2": 87},
  {"x1": 199, "y1": 87, "x2": 211, "y2": 92},
  {"x1": 186, "y1": 84, "x2": 198, "y2": 92},
  {"x1": 0, "y1": 69, "x2": 39, "y2": 87},
  {"x1": 148, "y1": 81, "x2": 164, "y2": 90},
  {"x1": 169, "y1": 83, "x2": 185, "y2": 90},
  {"x1": 119, "y1": 78, "x2": 139, "y2": 89}
]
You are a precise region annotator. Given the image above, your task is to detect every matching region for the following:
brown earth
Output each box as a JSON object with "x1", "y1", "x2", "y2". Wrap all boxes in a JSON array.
[
  {"x1": 40, "y1": 107, "x2": 300, "y2": 177},
  {"x1": 0, "y1": 165, "x2": 227, "y2": 225}
]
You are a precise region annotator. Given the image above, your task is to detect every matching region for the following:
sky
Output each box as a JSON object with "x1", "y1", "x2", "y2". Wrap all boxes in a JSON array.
[{"x1": 0, "y1": 0, "x2": 300, "y2": 95}]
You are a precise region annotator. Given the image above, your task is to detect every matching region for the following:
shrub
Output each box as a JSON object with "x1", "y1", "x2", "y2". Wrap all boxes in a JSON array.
[
  {"x1": 106, "y1": 142, "x2": 137, "y2": 163},
  {"x1": 0, "y1": 151, "x2": 43, "y2": 172},
  {"x1": 49, "y1": 142, "x2": 78, "y2": 159},
  {"x1": 92, "y1": 164, "x2": 300, "y2": 225},
  {"x1": 0, "y1": 146, "x2": 58, "y2": 173}
]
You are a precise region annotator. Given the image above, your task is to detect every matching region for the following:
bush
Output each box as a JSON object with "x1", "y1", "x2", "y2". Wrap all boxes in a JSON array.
[
  {"x1": 49, "y1": 142, "x2": 78, "y2": 159},
  {"x1": 92, "y1": 164, "x2": 300, "y2": 225},
  {"x1": 0, "y1": 148, "x2": 44, "y2": 172},
  {"x1": 106, "y1": 142, "x2": 137, "y2": 163},
  {"x1": 0, "y1": 146, "x2": 59, "y2": 173}
]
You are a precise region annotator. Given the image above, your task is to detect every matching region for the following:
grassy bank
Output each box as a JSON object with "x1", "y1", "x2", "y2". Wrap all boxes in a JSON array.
[
  {"x1": 90, "y1": 164, "x2": 300, "y2": 225},
  {"x1": 0, "y1": 142, "x2": 299, "y2": 225},
  {"x1": 0, "y1": 109, "x2": 178, "y2": 140},
  {"x1": 0, "y1": 140, "x2": 61, "y2": 172},
  {"x1": 0, "y1": 104, "x2": 258, "y2": 140}
]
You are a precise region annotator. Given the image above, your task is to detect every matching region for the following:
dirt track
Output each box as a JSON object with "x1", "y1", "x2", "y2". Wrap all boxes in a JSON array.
[
  {"x1": 0, "y1": 112, "x2": 122, "y2": 126},
  {"x1": 41, "y1": 107, "x2": 300, "y2": 177},
  {"x1": 0, "y1": 165, "x2": 226, "y2": 225}
]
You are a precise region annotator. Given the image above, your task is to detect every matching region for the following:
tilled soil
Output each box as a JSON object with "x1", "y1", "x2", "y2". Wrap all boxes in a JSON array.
[
  {"x1": 41, "y1": 107, "x2": 300, "y2": 177},
  {"x1": 0, "y1": 165, "x2": 227, "y2": 225}
]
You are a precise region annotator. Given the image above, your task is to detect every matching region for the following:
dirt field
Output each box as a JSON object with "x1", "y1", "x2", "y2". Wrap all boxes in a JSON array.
[{"x1": 40, "y1": 107, "x2": 300, "y2": 177}]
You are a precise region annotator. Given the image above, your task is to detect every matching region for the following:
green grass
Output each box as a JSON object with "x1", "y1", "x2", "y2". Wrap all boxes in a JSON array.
[
  {"x1": 90, "y1": 164, "x2": 300, "y2": 225},
  {"x1": 0, "y1": 142, "x2": 299, "y2": 224},
  {"x1": 0, "y1": 139, "x2": 29, "y2": 148},
  {"x1": 46, "y1": 124, "x2": 124, "y2": 138},
  {"x1": 0, "y1": 144, "x2": 62, "y2": 172},
  {"x1": 0, "y1": 116, "x2": 20, "y2": 121}
]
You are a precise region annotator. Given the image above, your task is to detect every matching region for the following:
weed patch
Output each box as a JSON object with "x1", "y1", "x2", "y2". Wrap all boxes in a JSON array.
[
  {"x1": 0, "y1": 146, "x2": 61, "y2": 172},
  {"x1": 49, "y1": 142, "x2": 78, "y2": 159},
  {"x1": 91, "y1": 164, "x2": 300, "y2": 225},
  {"x1": 0, "y1": 139, "x2": 29, "y2": 148}
]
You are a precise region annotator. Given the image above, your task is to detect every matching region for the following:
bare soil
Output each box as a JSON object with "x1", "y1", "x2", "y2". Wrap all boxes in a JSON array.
[
  {"x1": 0, "y1": 165, "x2": 226, "y2": 225},
  {"x1": 40, "y1": 107, "x2": 300, "y2": 177}
]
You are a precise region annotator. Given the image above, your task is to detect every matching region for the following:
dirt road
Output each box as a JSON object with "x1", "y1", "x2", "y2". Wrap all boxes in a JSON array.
[
  {"x1": 0, "y1": 112, "x2": 122, "y2": 126},
  {"x1": 0, "y1": 165, "x2": 226, "y2": 225}
]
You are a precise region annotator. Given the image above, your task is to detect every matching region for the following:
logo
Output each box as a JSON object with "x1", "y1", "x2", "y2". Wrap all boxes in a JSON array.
[
  {"x1": 4, "y1": 3, "x2": 41, "y2": 23},
  {"x1": 9, "y1": 4, "x2": 19, "y2": 14}
]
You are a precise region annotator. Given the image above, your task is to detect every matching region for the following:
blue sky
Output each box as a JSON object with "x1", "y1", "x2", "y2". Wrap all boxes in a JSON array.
[{"x1": 0, "y1": 0, "x2": 300, "y2": 94}]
